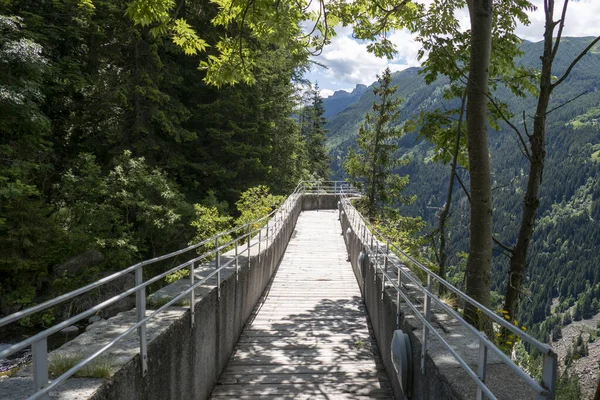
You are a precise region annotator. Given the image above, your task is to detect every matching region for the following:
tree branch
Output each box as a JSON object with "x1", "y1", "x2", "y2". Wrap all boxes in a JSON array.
[
  {"x1": 441, "y1": 46, "x2": 531, "y2": 162},
  {"x1": 455, "y1": 172, "x2": 471, "y2": 203},
  {"x1": 545, "y1": 90, "x2": 588, "y2": 116},
  {"x1": 492, "y1": 176, "x2": 517, "y2": 192},
  {"x1": 550, "y1": 0, "x2": 569, "y2": 62},
  {"x1": 487, "y1": 95, "x2": 532, "y2": 162},
  {"x1": 552, "y1": 35, "x2": 600, "y2": 89},
  {"x1": 493, "y1": 236, "x2": 514, "y2": 256},
  {"x1": 456, "y1": 171, "x2": 514, "y2": 256},
  {"x1": 522, "y1": 111, "x2": 531, "y2": 139}
]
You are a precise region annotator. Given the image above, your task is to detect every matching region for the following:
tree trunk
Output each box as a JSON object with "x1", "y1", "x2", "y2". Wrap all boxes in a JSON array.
[
  {"x1": 503, "y1": 2, "x2": 553, "y2": 319},
  {"x1": 464, "y1": 0, "x2": 494, "y2": 326}
]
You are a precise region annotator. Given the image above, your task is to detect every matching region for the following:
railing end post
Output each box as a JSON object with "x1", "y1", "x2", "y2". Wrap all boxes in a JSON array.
[
  {"x1": 135, "y1": 266, "x2": 148, "y2": 376},
  {"x1": 189, "y1": 261, "x2": 195, "y2": 329},
  {"x1": 476, "y1": 335, "x2": 489, "y2": 400},
  {"x1": 540, "y1": 350, "x2": 557, "y2": 400},
  {"x1": 32, "y1": 337, "x2": 49, "y2": 399}
]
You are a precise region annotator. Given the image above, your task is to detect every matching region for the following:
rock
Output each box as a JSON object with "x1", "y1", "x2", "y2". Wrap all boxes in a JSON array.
[
  {"x1": 88, "y1": 316, "x2": 102, "y2": 324},
  {"x1": 60, "y1": 326, "x2": 79, "y2": 335},
  {"x1": 54, "y1": 250, "x2": 105, "y2": 276}
]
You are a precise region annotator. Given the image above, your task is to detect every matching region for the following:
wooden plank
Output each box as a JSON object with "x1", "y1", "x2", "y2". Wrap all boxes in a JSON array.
[
  {"x1": 217, "y1": 372, "x2": 389, "y2": 385},
  {"x1": 211, "y1": 383, "x2": 392, "y2": 397},
  {"x1": 209, "y1": 210, "x2": 393, "y2": 399},
  {"x1": 222, "y1": 364, "x2": 385, "y2": 375}
]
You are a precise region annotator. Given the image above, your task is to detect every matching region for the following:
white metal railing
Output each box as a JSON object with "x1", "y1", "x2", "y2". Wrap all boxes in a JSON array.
[
  {"x1": 338, "y1": 192, "x2": 557, "y2": 400},
  {"x1": 0, "y1": 181, "x2": 349, "y2": 400}
]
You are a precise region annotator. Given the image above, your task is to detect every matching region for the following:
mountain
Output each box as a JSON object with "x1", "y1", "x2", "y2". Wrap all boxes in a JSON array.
[
  {"x1": 325, "y1": 37, "x2": 600, "y2": 338},
  {"x1": 322, "y1": 84, "x2": 368, "y2": 119}
]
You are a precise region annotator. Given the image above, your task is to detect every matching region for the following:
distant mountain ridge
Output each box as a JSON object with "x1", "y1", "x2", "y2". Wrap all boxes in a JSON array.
[
  {"x1": 322, "y1": 84, "x2": 368, "y2": 118},
  {"x1": 324, "y1": 37, "x2": 600, "y2": 341}
]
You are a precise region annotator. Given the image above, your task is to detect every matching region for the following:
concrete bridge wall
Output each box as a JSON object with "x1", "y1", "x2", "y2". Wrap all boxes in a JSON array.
[
  {"x1": 340, "y1": 209, "x2": 455, "y2": 400},
  {"x1": 339, "y1": 207, "x2": 536, "y2": 400},
  {"x1": 88, "y1": 194, "x2": 342, "y2": 400}
]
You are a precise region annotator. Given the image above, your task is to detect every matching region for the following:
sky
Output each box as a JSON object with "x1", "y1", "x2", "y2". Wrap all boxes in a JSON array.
[{"x1": 305, "y1": 0, "x2": 600, "y2": 98}]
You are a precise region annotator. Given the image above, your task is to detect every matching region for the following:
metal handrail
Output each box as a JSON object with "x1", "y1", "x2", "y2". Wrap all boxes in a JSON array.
[
  {"x1": 338, "y1": 192, "x2": 557, "y2": 400},
  {"x1": 0, "y1": 180, "x2": 349, "y2": 400}
]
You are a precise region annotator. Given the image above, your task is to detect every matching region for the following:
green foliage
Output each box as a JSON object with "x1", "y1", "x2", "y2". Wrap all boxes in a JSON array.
[
  {"x1": 0, "y1": 14, "x2": 61, "y2": 314},
  {"x1": 345, "y1": 67, "x2": 413, "y2": 221},
  {"x1": 59, "y1": 151, "x2": 193, "y2": 264},
  {"x1": 235, "y1": 186, "x2": 284, "y2": 231},
  {"x1": 189, "y1": 204, "x2": 233, "y2": 257},
  {"x1": 300, "y1": 84, "x2": 331, "y2": 180},
  {"x1": 375, "y1": 211, "x2": 426, "y2": 260},
  {"x1": 495, "y1": 309, "x2": 528, "y2": 351},
  {"x1": 325, "y1": 37, "x2": 600, "y2": 337},
  {"x1": 164, "y1": 269, "x2": 189, "y2": 284},
  {"x1": 0, "y1": 0, "x2": 311, "y2": 320},
  {"x1": 555, "y1": 370, "x2": 582, "y2": 400}
]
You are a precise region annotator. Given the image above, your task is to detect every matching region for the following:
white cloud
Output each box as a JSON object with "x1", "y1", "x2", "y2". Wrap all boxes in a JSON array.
[
  {"x1": 307, "y1": 26, "x2": 422, "y2": 90},
  {"x1": 517, "y1": 0, "x2": 600, "y2": 41},
  {"x1": 320, "y1": 88, "x2": 334, "y2": 98},
  {"x1": 306, "y1": 1, "x2": 599, "y2": 93}
]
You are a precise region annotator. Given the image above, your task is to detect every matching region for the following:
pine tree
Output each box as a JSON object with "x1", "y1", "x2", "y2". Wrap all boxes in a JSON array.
[
  {"x1": 301, "y1": 84, "x2": 330, "y2": 180},
  {"x1": 344, "y1": 67, "x2": 411, "y2": 221}
]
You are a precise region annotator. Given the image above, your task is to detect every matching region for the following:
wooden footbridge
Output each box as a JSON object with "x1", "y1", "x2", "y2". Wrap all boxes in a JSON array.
[
  {"x1": 210, "y1": 210, "x2": 393, "y2": 399},
  {"x1": 0, "y1": 182, "x2": 557, "y2": 400}
]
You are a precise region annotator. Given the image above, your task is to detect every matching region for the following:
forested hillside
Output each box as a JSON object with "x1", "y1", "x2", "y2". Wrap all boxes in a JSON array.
[
  {"x1": 326, "y1": 37, "x2": 600, "y2": 337},
  {"x1": 0, "y1": 2, "x2": 331, "y2": 323}
]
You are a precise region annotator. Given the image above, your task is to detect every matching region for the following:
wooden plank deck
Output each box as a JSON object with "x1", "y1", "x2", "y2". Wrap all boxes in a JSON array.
[{"x1": 209, "y1": 210, "x2": 394, "y2": 399}]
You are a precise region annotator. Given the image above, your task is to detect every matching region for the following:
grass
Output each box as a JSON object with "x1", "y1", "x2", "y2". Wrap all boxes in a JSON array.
[
  {"x1": 147, "y1": 295, "x2": 190, "y2": 309},
  {"x1": 0, "y1": 367, "x2": 20, "y2": 378},
  {"x1": 439, "y1": 292, "x2": 460, "y2": 310},
  {"x1": 48, "y1": 353, "x2": 114, "y2": 379}
]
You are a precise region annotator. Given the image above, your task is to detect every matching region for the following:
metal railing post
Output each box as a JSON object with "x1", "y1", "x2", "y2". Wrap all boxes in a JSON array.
[
  {"x1": 135, "y1": 266, "x2": 148, "y2": 375},
  {"x1": 384, "y1": 242, "x2": 389, "y2": 273},
  {"x1": 189, "y1": 261, "x2": 195, "y2": 328},
  {"x1": 477, "y1": 336, "x2": 489, "y2": 400},
  {"x1": 375, "y1": 242, "x2": 379, "y2": 284},
  {"x1": 421, "y1": 273, "x2": 432, "y2": 374},
  {"x1": 380, "y1": 243, "x2": 386, "y2": 300},
  {"x1": 539, "y1": 352, "x2": 557, "y2": 400},
  {"x1": 247, "y1": 223, "x2": 251, "y2": 267},
  {"x1": 216, "y1": 237, "x2": 221, "y2": 300},
  {"x1": 235, "y1": 239, "x2": 239, "y2": 281},
  {"x1": 32, "y1": 338, "x2": 49, "y2": 400},
  {"x1": 396, "y1": 265, "x2": 401, "y2": 329},
  {"x1": 258, "y1": 229, "x2": 262, "y2": 262}
]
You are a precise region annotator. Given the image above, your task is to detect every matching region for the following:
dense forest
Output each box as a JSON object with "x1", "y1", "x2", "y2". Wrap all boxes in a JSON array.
[
  {"x1": 0, "y1": 1, "x2": 331, "y2": 323},
  {"x1": 325, "y1": 36, "x2": 600, "y2": 341},
  {"x1": 2, "y1": 0, "x2": 600, "y2": 397}
]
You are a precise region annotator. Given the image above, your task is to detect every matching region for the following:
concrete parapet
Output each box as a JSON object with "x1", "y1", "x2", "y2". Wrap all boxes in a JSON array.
[
  {"x1": 339, "y1": 209, "x2": 536, "y2": 400},
  {"x1": 301, "y1": 193, "x2": 341, "y2": 210}
]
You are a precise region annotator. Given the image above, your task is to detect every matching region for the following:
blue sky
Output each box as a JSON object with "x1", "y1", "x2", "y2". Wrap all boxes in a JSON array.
[{"x1": 306, "y1": 0, "x2": 600, "y2": 98}]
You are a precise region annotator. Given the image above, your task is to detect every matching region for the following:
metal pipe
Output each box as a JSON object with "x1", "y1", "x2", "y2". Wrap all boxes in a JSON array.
[
  {"x1": 216, "y1": 236, "x2": 221, "y2": 300},
  {"x1": 235, "y1": 239, "x2": 239, "y2": 281},
  {"x1": 477, "y1": 336, "x2": 489, "y2": 400},
  {"x1": 189, "y1": 261, "x2": 195, "y2": 328},
  {"x1": 135, "y1": 266, "x2": 148, "y2": 376}
]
